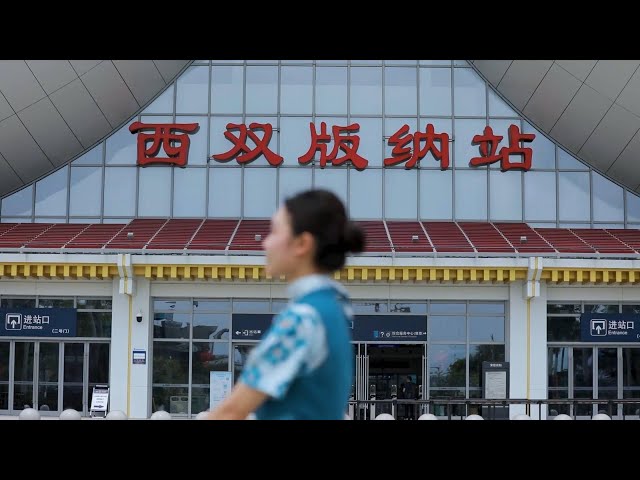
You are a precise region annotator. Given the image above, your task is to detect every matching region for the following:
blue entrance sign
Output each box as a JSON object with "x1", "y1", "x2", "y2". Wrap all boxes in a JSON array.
[
  {"x1": 353, "y1": 315, "x2": 427, "y2": 342},
  {"x1": 581, "y1": 313, "x2": 640, "y2": 342},
  {"x1": 1, "y1": 308, "x2": 77, "y2": 337},
  {"x1": 232, "y1": 314, "x2": 272, "y2": 340}
]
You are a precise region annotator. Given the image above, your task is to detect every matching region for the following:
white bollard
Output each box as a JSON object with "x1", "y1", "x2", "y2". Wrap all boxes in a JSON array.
[
  {"x1": 344, "y1": 413, "x2": 352, "y2": 420},
  {"x1": 150, "y1": 410, "x2": 171, "y2": 420},
  {"x1": 418, "y1": 413, "x2": 438, "y2": 420},
  {"x1": 375, "y1": 413, "x2": 395, "y2": 420},
  {"x1": 592, "y1": 413, "x2": 611, "y2": 420},
  {"x1": 59, "y1": 409, "x2": 82, "y2": 420},
  {"x1": 245, "y1": 412, "x2": 257, "y2": 420},
  {"x1": 106, "y1": 410, "x2": 128, "y2": 420},
  {"x1": 465, "y1": 414, "x2": 484, "y2": 420},
  {"x1": 195, "y1": 411, "x2": 210, "y2": 420},
  {"x1": 553, "y1": 414, "x2": 572, "y2": 420},
  {"x1": 19, "y1": 408, "x2": 40, "y2": 420},
  {"x1": 512, "y1": 414, "x2": 531, "y2": 420}
]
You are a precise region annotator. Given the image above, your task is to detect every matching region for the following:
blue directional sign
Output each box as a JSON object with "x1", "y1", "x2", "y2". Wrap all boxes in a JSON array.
[
  {"x1": 1, "y1": 308, "x2": 77, "y2": 337},
  {"x1": 232, "y1": 314, "x2": 272, "y2": 340},
  {"x1": 353, "y1": 315, "x2": 428, "y2": 342},
  {"x1": 581, "y1": 313, "x2": 640, "y2": 342}
]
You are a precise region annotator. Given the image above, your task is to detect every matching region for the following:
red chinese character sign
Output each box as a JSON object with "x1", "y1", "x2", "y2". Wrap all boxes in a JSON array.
[
  {"x1": 129, "y1": 122, "x2": 199, "y2": 167},
  {"x1": 384, "y1": 124, "x2": 450, "y2": 169},
  {"x1": 298, "y1": 122, "x2": 368, "y2": 170},
  {"x1": 212, "y1": 122, "x2": 283, "y2": 166},
  {"x1": 470, "y1": 124, "x2": 535, "y2": 171}
]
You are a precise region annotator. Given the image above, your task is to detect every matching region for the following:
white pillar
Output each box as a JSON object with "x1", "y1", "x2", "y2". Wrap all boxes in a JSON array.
[
  {"x1": 508, "y1": 258, "x2": 547, "y2": 420},
  {"x1": 109, "y1": 277, "x2": 129, "y2": 414},
  {"x1": 129, "y1": 277, "x2": 152, "y2": 419}
]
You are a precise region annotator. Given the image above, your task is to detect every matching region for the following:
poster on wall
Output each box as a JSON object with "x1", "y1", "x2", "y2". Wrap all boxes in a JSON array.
[{"x1": 210, "y1": 371, "x2": 232, "y2": 410}]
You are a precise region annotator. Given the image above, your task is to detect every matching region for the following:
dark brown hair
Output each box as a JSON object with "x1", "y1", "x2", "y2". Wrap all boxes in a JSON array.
[{"x1": 284, "y1": 189, "x2": 365, "y2": 271}]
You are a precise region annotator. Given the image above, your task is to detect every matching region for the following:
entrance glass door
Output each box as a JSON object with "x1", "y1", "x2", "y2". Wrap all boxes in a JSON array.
[
  {"x1": 360, "y1": 344, "x2": 425, "y2": 420},
  {"x1": 232, "y1": 343, "x2": 257, "y2": 384}
]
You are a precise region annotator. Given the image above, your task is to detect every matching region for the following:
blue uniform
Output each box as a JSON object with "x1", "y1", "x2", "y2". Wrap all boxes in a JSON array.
[{"x1": 239, "y1": 274, "x2": 354, "y2": 420}]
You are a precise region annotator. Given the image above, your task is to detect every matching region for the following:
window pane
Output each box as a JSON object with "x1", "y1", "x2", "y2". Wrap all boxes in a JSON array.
[
  {"x1": 176, "y1": 66, "x2": 208, "y2": 114},
  {"x1": 385, "y1": 169, "x2": 417, "y2": 219},
  {"x1": 524, "y1": 172, "x2": 557, "y2": 221},
  {"x1": 490, "y1": 170, "x2": 522, "y2": 221},
  {"x1": 390, "y1": 302, "x2": 427, "y2": 314},
  {"x1": 142, "y1": 86, "x2": 174, "y2": 115},
  {"x1": 385, "y1": 67, "x2": 417, "y2": 115},
  {"x1": 138, "y1": 168, "x2": 171, "y2": 217},
  {"x1": 154, "y1": 299, "x2": 192, "y2": 311},
  {"x1": 558, "y1": 147, "x2": 588, "y2": 170},
  {"x1": 35, "y1": 166, "x2": 68, "y2": 216},
  {"x1": 523, "y1": 122, "x2": 555, "y2": 170},
  {"x1": 106, "y1": 121, "x2": 137, "y2": 165},
  {"x1": 420, "y1": 169, "x2": 452, "y2": 220},
  {"x1": 280, "y1": 117, "x2": 313, "y2": 165},
  {"x1": 278, "y1": 168, "x2": 312, "y2": 206},
  {"x1": 173, "y1": 168, "x2": 206, "y2": 217},
  {"x1": 104, "y1": 168, "x2": 136, "y2": 216},
  {"x1": 70, "y1": 167, "x2": 102, "y2": 216},
  {"x1": 246, "y1": 66, "x2": 278, "y2": 114},
  {"x1": 430, "y1": 303, "x2": 466, "y2": 314},
  {"x1": 622, "y1": 305, "x2": 640, "y2": 314},
  {"x1": 429, "y1": 345, "x2": 466, "y2": 387},
  {"x1": 350, "y1": 67, "x2": 382, "y2": 115},
  {"x1": 559, "y1": 172, "x2": 590, "y2": 221},
  {"x1": 280, "y1": 66, "x2": 312, "y2": 114},
  {"x1": 1, "y1": 185, "x2": 33, "y2": 217},
  {"x1": 316, "y1": 67, "x2": 347, "y2": 115},
  {"x1": 63, "y1": 343, "x2": 83, "y2": 411},
  {"x1": 153, "y1": 342, "x2": 189, "y2": 384},
  {"x1": 547, "y1": 303, "x2": 581, "y2": 314},
  {"x1": 88, "y1": 343, "x2": 109, "y2": 384},
  {"x1": 592, "y1": 171, "x2": 624, "y2": 222},
  {"x1": 232, "y1": 299, "x2": 270, "y2": 312},
  {"x1": 623, "y1": 348, "x2": 640, "y2": 388},
  {"x1": 419, "y1": 67, "x2": 451, "y2": 116},
  {"x1": 244, "y1": 168, "x2": 276, "y2": 217},
  {"x1": 194, "y1": 299, "x2": 231, "y2": 312},
  {"x1": 453, "y1": 68, "x2": 486, "y2": 117},
  {"x1": 37, "y1": 298, "x2": 73, "y2": 308},
  {"x1": 454, "y1": 119, "x2": 486, "y2": 168},
  {"x1": 1, "y1": 298, "x2": 36, "y2": 308},
  {"x1": 77, "y1": 312, "x2": 111, "y2": 337},
  {"x1": 584, "y1": 304, "x2": 619, "y2": 314},
  {"x1": 349, "y1": 169, "x2": 382, "y2": 219},
  {"x1": 193, "y1": 313, "x2": 231, "y2": 340},
  {"x1": 352, "y1": 117, "x2": 383, "y2": 167},
  {"x1": 192, "y1": 342, "x2": 229, "y2": 384},
  {"x1": 469, "y1": 316, "x2": 505, "y2": 342},
  {"x1": 313, "y1": 168, "x2": 347, "y2": 206},
  {"x1": 469, "y1": 303, "x2": 504, "y2": 315},
  {"x1": 626, "y1": 191, "x2": 640, "y2": 223},
  {"x1": 72, "y1": 144, "x2": 102, "y2": 165},
  {"x1": 173, "y1": 115, "x2": 207, "y2": 166},
  {"x1": 352, "y1": 301, "x2": 388, "y2": 314},
  {"x1": 430, "y1": 316, "x2": 465, "y2": 342},
  {"x1": 153, "y1": 313, "x2": 190, "y2": 339},
  {"x1": 488, "y1": 89, "x2": 517, "y2": 117},
  {"x1": 548, "y1": 347, "x2": 569, "y2": 388},
  {"x1": 209, "y1": 168, "x2": 241, "y2": 217},
  {"x1": 455, "y1": 170, "x2": 487, "y2": 220},
  {"x1": 470, "y1": 344, "x2": 505, "y2": 387},
  {"x1": 0, "y1": 342, "x2": 8, "y2": 410},
  {"x1": 547, "y1": 316, "x2": 581, "y2": 341},
  {"x1": 211, "y1": 66, "x2": 243, "y2": 114}
]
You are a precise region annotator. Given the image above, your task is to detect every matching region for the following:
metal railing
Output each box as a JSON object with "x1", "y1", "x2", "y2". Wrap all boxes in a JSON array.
[{"x1": 347, "y1": 398, "x2": 640, "y2": 420}]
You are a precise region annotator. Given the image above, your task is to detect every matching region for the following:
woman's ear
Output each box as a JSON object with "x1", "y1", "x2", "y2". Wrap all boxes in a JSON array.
[{"x1": 294, "y1": 231, "x2": 315, "y2": 258}]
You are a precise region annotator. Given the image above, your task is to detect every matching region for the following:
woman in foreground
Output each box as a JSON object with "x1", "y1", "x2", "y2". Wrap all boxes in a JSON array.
[{"x1": 205, "y1": 189, "x2": 364, "y2": 420}]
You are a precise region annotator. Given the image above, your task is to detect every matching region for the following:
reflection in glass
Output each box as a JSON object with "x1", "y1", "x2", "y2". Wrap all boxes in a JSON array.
[
  {"x1": 316, "y1": 67, "x2": 347, "y2": 115},
  {"x1": 103, "y1": 168, "x2": 136, "y2": 216},
  {"x1": 622, "y1": 305, "x2": 640, "y2": 314},
  {"x1": 1, "y1": 185, "x2": 33, "y2": 217},
  {"x1": 35, "y1": 342, "x2": 57, "y2": 411},
  {"x1": 385, "y1": 169, "x2": 417, "y2": 219},
  {"x1": 192, "y1": 342, "x2": 229, "y2": 384},
  {"x1": 419, "y1": 68, "x2": 451, "y2": 116},
  {"x1": 523, "y1": 122, "x2": 555, "y2": 170},
  {"x1": 1, "y1": 298, "x2": 36, "y2": 308},
  {"x1": 176, "y1": 66, "x2": 209, "y2": 114},
  {"x1": 490, "y1": 170, "x2": 522, "y2": 221},
  {"x1": 352, "y1": 301, "x2": 388, "y2": 314},
  {"x1": 173, "y1": 168, "x2": 206, "y2": 217},
  {"x1": 389, "y1": 302, "x2": 427, "y2": 314},
  {"x1": 244, "y1": 168, "x2": 276, "y2": 217},
  {"x1": 106, "y1": 122, "x2": 137, "y2": 165},
  {"x1": 38, "y1": 298, "x2": 74, "y2": 308},
  {"x1": 430, "y1": 303, "x2": 466, "y2": 315},
  {"x1": 138, "y1": 168, "x2": 171, "y2": 217},
  {"x1": 468, "y1": 303, "x2": 504, "y2": 315},
  {"x1": 193, "y1": 313, "x2": 231, "y2": 340},
  {"x1": 455, "y1": 170, "x2": 487, "y2": 220},
  {"x1": 469, "y1": 344, "x2": 505, "y2": 387},
  {"x1": 574, "y1": 348, "x2": 594, "y2": 416},
  {"x1": 349, "y1": 169, "x2": 382, "y2": 219},
  {"x1": 469, "y1": 316, "x2": 505, "y2": 342},
  {"x1": 209, "y1": 168, "x2": 241, "y2": 217},
  {"x1": 193, "y1": 299, "x2": 231, "y2": 312},
  {"x1": 154, "y1": 300, "x2": 191, "y2": 311},
  {"x1": 89, "y1": 343, "x2": 109, "y2": 385},
  {"x1": 234, "y1": 344, "x2": 256, "y2": 383},
  {"x1": 559, "y1": 172, "x2": 590, "y2": 221},
  {"x1": 547, "y1": 304, "x2": 581, "y2": 314},
  {"x1": 63, "y1": 343, "x2": 83, "y2": 411},
  {"x1": 429, "y1": 345, "x2": 465, "y2": 387},
  {"x1": 593, "y1": 171, "x2": 624, "y2": 222},
  {"x1": 385, "y1": 67, "x2": 417, "y2": 115},
  {"x1": 246, "y1": 66, "x2": 278, "y2": 114},
  {"x1": 547, "y1": 316, "x2": 581, "y2": 342},
  {"x1": 524, "y1": 172, "x2": 556, "y2": 221},
  {"x1": 152, "y1": 386, "x2": 188, "y2": 414},
  {"x1": 232, "y1": 299, "x2": 269, "y2": 313},
  {"x1": 584, "y1": 304, "x2": 619, "y2": 314},
  {"x1": 429, "y1": 316, "x2": 465, "y2": 342},
  {"x1": 453, "y1": 68, "x2": 486, "y2": 117},
  {"x1": 153, "y1": 313, "x2": 190, "y2": 339},
  {"x1": 70, "y1": 167, "x2": 102, "y2": 216},
  {"x1": 153, "y1": 342, "x2": 189, "y2": 385},
  {"x1": 191, "y1": 386, "x2": 210, "y2": 416},
  {"x1": 548, "y1": 347, "x2": 569, "y2": 388},
  {"x1": 420, "y1": 170, "x2": 452, "y2": 220},
  {"x1": 350, "y1": 67, "x2": 382, "y2": 115},
  {"x1": 623, "y1": 348, "x2": 640, "y2": 415}
]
